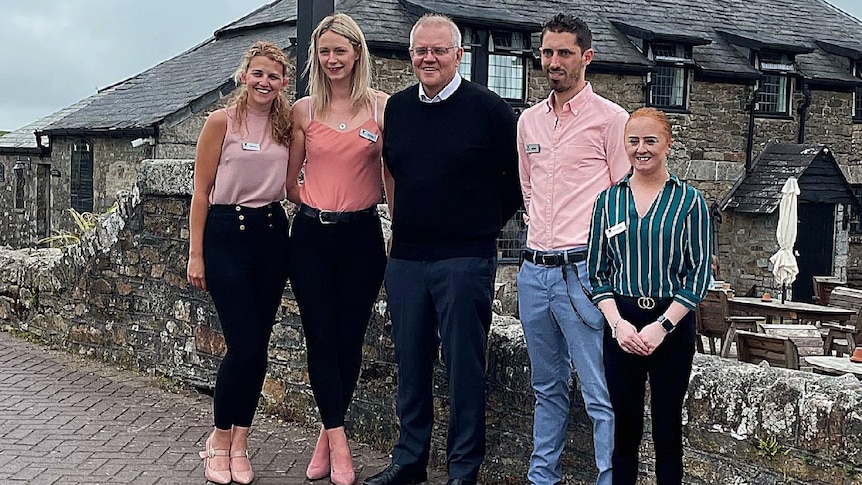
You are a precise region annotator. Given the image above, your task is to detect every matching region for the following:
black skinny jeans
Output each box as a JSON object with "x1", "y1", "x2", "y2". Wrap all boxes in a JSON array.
[
  {"x1": 288, "y1": 209, "x2": 386, "y2": 429},
  {"x1": 204, "y1": 203, "x2": 289, "y2": 430},
  {"x1": 603, "y1": 296, "x2": 696, "y2": 485}
]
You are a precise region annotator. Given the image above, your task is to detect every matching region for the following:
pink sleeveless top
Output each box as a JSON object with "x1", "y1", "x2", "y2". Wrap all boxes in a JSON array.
[
  {"x1": 209, "y1": 106, "x2": 289, "y2": 207},
  {"x1": 299, "y1": 98, "x2": 383, "y2": 211}
]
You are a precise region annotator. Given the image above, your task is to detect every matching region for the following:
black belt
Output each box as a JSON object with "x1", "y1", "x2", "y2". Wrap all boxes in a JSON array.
[
  {"x1": 297, "y1": 203, "x2": 377, "y2": 225},
  {"x1": 523, "y1": 248, "x2": 586, "y2": 267}
]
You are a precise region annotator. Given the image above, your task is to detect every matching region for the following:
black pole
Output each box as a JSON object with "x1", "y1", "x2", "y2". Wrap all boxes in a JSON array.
[
  {"x1": 296, "y1": 0, "x2": 336, "y2": 98},
  {"x1": 797, "y1": 79, "x2": 811, "y2": 144}
]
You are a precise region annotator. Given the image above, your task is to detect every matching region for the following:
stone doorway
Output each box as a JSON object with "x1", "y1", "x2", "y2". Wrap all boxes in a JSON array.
[{"x1": 792, "y1": 202, "x2": 834, "y2": 302}]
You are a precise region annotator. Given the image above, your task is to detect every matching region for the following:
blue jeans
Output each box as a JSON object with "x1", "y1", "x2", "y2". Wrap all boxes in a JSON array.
[{"x1": 518, "y1": 256, "x2": 614, "y2": 485}]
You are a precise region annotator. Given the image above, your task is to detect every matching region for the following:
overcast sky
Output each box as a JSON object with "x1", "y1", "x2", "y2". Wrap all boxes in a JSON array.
[
  {"x1": 1, "y1": 0, "x2": 861, "y2": 131},
  {"x1": 0, "y1": 0, "x2": 266, "y2": 131}
]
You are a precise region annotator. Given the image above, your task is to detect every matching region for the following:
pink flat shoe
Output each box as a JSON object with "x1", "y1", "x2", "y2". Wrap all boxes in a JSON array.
[
  {"x1": 306, "y1": 425, "x2": 330, "y2": 480},
  {"x1": 198, "y1": 435, "x2": 231, "y2": 484},
  {"x1": 230, "y1": 448, "x2": 255, "y2": 484}
]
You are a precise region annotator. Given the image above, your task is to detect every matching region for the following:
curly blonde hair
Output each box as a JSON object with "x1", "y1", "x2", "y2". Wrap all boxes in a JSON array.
[{"x1": 227, "y1": 40, "x2": 292, "y2": 146}]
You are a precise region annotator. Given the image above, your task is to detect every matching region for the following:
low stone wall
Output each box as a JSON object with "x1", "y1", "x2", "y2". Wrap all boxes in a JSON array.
[{"x1": 2, "y1": 159, "x2": 862, "y2": 484}]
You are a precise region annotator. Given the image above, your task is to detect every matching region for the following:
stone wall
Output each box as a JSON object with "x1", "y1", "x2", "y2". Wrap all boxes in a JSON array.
[{"x1": 2, "y1": 159, "x2": 862, "y2": 483}]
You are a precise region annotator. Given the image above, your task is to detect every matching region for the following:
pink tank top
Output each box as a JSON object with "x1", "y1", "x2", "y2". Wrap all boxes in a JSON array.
[
  {"x1": 209, "y1": 106, "x2": 289, "y2": 207},
  {"x1": 300, "y1": 98, "x2": 383, "y2": 211}
]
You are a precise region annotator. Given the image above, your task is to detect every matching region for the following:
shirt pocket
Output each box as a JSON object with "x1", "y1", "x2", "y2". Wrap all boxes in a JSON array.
[{"x1": 560, "y1": 144, "x2": 606, "y2": 184}]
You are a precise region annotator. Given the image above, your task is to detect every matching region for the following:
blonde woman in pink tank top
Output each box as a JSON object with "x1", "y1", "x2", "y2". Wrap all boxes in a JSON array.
[
  {"x1": 286, "y1": 13, "x2": 391, "y2": 485},
  {"x1": 187, "y1": 41, "x2": 291, "y2": 485}
]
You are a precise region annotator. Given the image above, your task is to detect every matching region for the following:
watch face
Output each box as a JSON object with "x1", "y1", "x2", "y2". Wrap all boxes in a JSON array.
[{"x1": 661, "y1": 318, "x2": 674, "y2": 333}]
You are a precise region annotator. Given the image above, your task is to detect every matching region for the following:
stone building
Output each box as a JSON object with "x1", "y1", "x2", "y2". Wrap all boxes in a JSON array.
[{"x1": 2, "y1": 0, "x2": 862, "y2": 298}]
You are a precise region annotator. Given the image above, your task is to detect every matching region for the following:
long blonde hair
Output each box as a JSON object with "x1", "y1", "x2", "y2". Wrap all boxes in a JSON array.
[
  {"x1": 304, "y1": 12, "x2": 374, "y2": 116},
  {"x1": 228, "y1": 40, "x2": 292, "y2": 146}
]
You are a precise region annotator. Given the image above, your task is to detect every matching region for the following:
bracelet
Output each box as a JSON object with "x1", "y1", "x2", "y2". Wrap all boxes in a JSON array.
[{"x1": 610, "y1": 317, "x2": 623, "y2": 338}]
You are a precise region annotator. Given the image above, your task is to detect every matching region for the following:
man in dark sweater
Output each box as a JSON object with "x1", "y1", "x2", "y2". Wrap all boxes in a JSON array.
[{"x1": 363, "y1": 12, "x2": 521, "y2": 485}]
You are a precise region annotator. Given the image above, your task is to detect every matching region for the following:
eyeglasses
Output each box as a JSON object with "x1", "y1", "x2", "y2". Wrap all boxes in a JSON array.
[{"x1": 409, "y1": 46, "x2": 457, "y2": 58}]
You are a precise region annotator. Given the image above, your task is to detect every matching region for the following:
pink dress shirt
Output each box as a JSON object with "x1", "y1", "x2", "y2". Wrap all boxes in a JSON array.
[{"x1": 517, "y1": 83, "x2": 630, "y2": 251}]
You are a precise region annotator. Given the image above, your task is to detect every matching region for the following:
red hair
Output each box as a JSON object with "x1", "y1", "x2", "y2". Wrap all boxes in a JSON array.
[{"x1": 627, "y1": 107, "x2": 672, "y2": 142}]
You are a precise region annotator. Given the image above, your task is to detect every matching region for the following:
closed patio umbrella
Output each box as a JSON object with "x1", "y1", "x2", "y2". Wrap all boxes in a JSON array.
[{"x1": 769, "y1": 176, "x2": 800, "y2": 303}]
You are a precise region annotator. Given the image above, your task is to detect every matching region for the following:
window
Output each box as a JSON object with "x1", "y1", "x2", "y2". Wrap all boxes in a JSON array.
[
  {"x1": 458, "y1": 27, "x2": 529, "y2": 103},
  {"x1": 851, "y1": 184, "x2": 862, "y2": 235},
  {"x1": 647, "y1": 42, "x2": 692, "y2": 109},
  {"x1": 14, "y1": 165, "x2": 24, "y2": 210},
  {"x1": 0, "y1": 162, "x2": 5, "y2": 183},
  {"x1": 70, "y1": 139, "x2": 94, "y2": 212},
  {"x1": 755, "y1": 51, "x2": 794, "y2": 115},
  {"x1": 488, "y1": 31, "x2": 526, "y2": 100}
]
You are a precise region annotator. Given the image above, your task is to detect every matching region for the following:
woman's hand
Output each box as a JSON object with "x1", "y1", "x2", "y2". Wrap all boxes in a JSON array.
[
  {"x1": 638, "y1": 322, "x2": 667, "y2": 354},
  {"x1": 615, "y1": 320, "x2": 650, "y2": 356},
  {"x1": 187, "y1": 255, "x2": 207, "y2": 291}
]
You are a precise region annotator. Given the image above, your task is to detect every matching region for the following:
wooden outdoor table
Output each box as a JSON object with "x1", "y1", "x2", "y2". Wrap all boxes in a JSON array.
[
  {"x1": 803, "y1": 356, "x2": 862, "y2": 378},
  {"x1": 758, "y1": 324, "x2": 823, "y2": 356},
  {"x1": 728, "y1": 297, "x2": 855, "y2": 325}
]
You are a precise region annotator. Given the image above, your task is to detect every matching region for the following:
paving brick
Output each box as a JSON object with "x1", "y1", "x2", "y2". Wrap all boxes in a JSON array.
[{"x1": 0, "y1": 331, "x2": 448, "y2": 484}]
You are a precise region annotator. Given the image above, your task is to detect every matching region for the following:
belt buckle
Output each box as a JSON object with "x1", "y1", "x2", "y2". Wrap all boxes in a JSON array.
[
  {"x1": 318, "y1": 210, "x2": 336, "y2": 225},
  {"x1": 637, "y1": 297, "x2": 656, "y2": 310},
  {"x1": 541, "y1": 254, "x2": 555, "y2": 266}
]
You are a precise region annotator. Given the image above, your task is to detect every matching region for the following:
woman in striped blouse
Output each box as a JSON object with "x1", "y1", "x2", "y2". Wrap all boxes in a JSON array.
[{"x1": 587, "y1": 107, "x2": 712, "y2": 484}]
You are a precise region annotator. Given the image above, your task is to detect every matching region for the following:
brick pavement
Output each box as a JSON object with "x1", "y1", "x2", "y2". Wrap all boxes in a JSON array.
[{"x1": 0, "y1": 331, "x2": 448, "y2": 485}]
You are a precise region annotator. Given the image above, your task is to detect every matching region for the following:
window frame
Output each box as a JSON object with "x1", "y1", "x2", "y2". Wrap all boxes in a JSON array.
[
  {"x1": 458, "y1": 26, "x2": 530, "y2": 104},
  {"x1": 646, "y1": 42, "x2": 693, "y2": 110},
  {"x1": 70, "y1": 139, "x2": 94, "y2": 213},
  {"x1": 754, "y1": 50, "x2": 795, "y2": 116}
]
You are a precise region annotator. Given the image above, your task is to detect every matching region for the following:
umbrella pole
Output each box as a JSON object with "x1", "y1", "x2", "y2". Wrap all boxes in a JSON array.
[{"x1": 782, "y1": 283, "x2": 786, "y2": 304}]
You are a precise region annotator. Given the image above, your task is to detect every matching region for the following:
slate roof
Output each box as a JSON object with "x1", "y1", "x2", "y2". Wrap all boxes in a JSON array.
[
  {"x1": 0, "y1": 95, "x2": 100, "y2": 154},
  {"x1": 33, "y1": 0, "x2": 862, "y2": 133},
  {"x1": 41, "y1": 25, "x2": 294, "y2": 134},
  {"x1": 721, "y1": 144, "x2": 862, "y2": 214}
]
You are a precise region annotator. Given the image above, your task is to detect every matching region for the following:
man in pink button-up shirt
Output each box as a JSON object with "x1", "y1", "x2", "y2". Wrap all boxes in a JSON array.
[{"x1": 516, "y1": 13, "x2": 630, "y2": 485}]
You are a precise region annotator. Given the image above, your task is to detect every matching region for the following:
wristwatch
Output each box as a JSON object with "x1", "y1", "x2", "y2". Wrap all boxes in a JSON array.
[{"x1": 656, "y1": 315, "x2": 675, "y2": 333}]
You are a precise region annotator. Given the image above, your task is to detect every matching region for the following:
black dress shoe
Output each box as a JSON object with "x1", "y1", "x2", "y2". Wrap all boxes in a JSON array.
[
  {"x1": 446, "y1": 479, "x2": 477, "y2": 485},
  {"x1": 362, "y1": 463, "x2": 427, "y2": 485}
]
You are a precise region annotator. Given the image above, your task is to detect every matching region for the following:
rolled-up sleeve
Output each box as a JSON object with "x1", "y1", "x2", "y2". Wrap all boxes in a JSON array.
[
  {"x1": 674, "y1": 192, "x2": 712, "y2": 309},
  {"x1": 588, "y1": 189, "x2": 615, "y2": 304}
]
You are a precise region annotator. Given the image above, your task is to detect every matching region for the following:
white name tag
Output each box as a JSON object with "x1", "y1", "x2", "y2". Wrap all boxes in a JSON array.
[
  {"x1": 605, "y1": 221, "x2": 627, "y2": 239},
  {"x1": 242, "y1": 142, "x2": 261, "y2": 151},
  {"x1": 359, "y1": 128, "x2": 379, "y2": 143},
  {"x1": 525, "y1": 143, "x2": 540, "y2": 154}
]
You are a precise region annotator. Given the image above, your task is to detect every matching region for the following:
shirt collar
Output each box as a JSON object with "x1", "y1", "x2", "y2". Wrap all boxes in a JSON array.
[
  {"x1": 419, "y1": 73, "x2": 462, "y2": 103},
  {"x1": 543, "y1": 82, "x2": 594, "y2": 114},
  {"x1": 619, "y1": 172, "x2": 683, "y2": 186}
]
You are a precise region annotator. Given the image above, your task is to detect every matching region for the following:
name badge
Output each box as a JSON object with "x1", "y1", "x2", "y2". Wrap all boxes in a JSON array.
[
  {"x1": 525, "y1": 143, "x2": 540, "y2": 154},
  {"x1": 605, "y1": 221, "x2": 627, "y2": 239},
  {"x1": 242, "y1": 142, "x2": 261, "y2": 151},
  {"x1": 359, "y1": 128, "x2": 379, "y2": 143}
]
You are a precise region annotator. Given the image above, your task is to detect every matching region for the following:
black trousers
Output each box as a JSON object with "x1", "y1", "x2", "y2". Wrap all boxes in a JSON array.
[
  {"x1": 288, "y1": 210, "x2": 386, "y2": 429},
  {"x1": 204, "y1": 203, "x2": 289, "y2": 430},
  {"x1": 603, "y1": 296, "x2": 696, "y2": 485},
  {"x1": 385, "y1": 256, "x2": 495, "y2": 481}
]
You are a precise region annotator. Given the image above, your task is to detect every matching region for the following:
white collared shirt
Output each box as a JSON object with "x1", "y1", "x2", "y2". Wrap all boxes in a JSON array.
[{"x1": 418, "y1": 73, "x2": 462, "y2": 103}]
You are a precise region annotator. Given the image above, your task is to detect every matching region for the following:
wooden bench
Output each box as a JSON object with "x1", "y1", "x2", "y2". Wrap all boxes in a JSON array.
[
  {"x1": 735, "y1": 330, "x2": 800, "y2": 370},
  {"x1": 812, "y1": 276, "x2": 844, "y2": 305},
  {"x1": 822, "y1": 286, "x2": 862, "y2": 356},
  {"x1": 695, "y1": 289, "x2": 765, "y2": 356}
]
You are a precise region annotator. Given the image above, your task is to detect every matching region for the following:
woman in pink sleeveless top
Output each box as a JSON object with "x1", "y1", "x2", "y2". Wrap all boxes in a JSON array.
[
  {"x1": 187, "y1": 41, "x2": 291, "y2": 485},
  {"x1": 286, "y1": 13, "x2": 391, "y2": 485}
]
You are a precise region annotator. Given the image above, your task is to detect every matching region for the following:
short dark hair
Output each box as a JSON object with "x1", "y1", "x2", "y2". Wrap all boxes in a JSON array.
[{"x1": 541, "y1": 13, "x2": 592, "y2": 53}]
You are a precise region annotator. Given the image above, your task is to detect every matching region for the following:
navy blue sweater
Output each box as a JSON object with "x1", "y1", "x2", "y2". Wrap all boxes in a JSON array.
[{"x1": 383, "y1": 80, "x2": 522, "y2": 261}]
